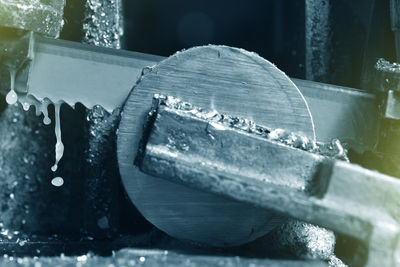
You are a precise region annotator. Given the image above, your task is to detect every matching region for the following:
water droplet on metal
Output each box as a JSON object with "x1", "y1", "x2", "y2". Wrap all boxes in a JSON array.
[{"x1": 51, "y1": 177, "x2": 64, "y2": 187}]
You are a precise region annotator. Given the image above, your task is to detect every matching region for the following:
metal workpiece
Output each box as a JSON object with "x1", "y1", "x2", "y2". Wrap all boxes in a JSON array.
[
  {"x1": 117, "y1": 45, "x2": 319, "y2": 247},
  {"x1": 0, "y1": 0, "x2": 65, "y2": 38},
  {"x1": 136, "y1": 97, "x2": 400, "y2": 266}
]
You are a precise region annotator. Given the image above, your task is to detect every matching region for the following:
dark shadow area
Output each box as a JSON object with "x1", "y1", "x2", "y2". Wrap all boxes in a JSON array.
[{"x1": 123, "y1": 0, "x2": 306, "y2": 79}]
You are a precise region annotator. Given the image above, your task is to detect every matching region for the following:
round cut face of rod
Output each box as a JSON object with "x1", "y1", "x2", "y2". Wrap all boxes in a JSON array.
[{"x1": 117, "y1": 45, "x2": 315, "y2": 246}]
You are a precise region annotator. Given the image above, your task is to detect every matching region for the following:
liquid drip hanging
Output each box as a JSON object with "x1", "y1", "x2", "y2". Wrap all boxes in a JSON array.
[{"x1": 5, "y1": 67, "x2": 64, "y2": 186}]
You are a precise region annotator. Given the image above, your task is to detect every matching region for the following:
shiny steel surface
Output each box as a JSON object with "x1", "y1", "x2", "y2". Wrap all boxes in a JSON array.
[{"x1": 117, "y1": 45, "x2": 314, "y2": 246}]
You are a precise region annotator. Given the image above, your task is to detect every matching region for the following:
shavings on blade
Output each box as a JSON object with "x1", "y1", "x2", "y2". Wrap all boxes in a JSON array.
[{"x1": 153, "y1": 94, "x2": 349, "y2": 161}]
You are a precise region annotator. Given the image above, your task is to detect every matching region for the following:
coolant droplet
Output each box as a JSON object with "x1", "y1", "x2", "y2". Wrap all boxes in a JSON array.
[
  {"x1": 40, "y1": 101, "x2": 51, "y2": 125},
  {"x1": 22, "y1": 102, "x2": 30, "y2": 111},
  {"x1": 6, "y1": 90, "x2": 18, "y2": 105},
  {"x1": 51, "y1": 103, "x2": 64, "y2": 172},
  {"x1": 51, "y1": 177, "x2": 64, "y2": 187},
  {"x1": 43, "y1": 116, "x2": 51, "y2": 125},
  {"x1": 5, "y1": 69, "x2": 17, "y2": 105}
]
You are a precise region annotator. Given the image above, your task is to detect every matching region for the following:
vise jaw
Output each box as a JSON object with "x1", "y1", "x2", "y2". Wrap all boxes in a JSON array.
[{"x1": 136, "y1": 95, "x2": 400, "y2": 267}]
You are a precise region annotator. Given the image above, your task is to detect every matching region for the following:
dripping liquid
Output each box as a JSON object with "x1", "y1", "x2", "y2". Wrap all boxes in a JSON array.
[
  {"x1": 51, "y1": 102, "x2": 64, "y2": 173},
  {"x1": 5, "y1": 67, "x2": 64, "y2": 186},
  {"x1": 5, "y1": 69, "x2": 17, "y2": 105}
]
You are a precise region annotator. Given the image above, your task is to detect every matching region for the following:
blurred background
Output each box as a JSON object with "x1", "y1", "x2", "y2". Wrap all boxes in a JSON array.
[{"x1": 62, "y1": 0, "x2": 396, "y2": 89}]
